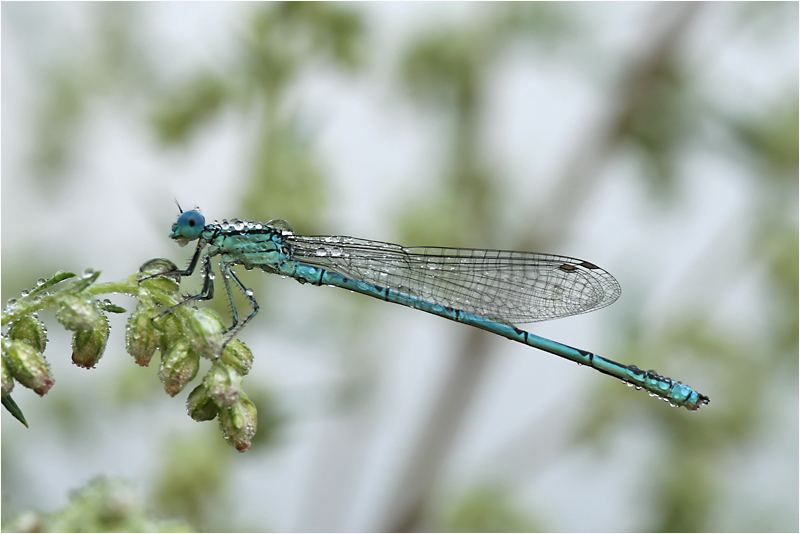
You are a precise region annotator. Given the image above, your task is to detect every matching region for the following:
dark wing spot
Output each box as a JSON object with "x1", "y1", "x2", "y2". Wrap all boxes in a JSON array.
[
  {"x1": 559, "y1": 264, "x2": 577, "y2": 272},
  {"x1": 579, "y1": 261, "x2": 599, "y2": 269}
]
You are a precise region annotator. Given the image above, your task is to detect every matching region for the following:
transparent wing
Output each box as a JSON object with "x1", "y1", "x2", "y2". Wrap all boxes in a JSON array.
[{"x1": 287, "y1": 235, "x2": 620, "y2": 324}]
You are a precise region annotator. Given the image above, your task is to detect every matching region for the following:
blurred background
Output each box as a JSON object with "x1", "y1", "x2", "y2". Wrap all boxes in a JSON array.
[{"x1": 2, "y1": 2, "x2": 797, "y2": 532}]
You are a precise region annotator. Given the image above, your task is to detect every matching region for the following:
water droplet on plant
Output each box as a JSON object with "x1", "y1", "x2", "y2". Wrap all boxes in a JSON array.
[
  {"x1": 20, "y1": 290, "x2": 30, "y2": 297},
  {"x1": 37, "y1": 278, "x2": 47, "y2": 286}
]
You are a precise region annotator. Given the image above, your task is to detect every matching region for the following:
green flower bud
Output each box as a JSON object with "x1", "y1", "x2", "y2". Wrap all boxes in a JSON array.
[
  {"x1": 158, "y1": 341, "x2": 199, "y2": 397},
  {"x1": 218, "y1": 394, "x2": 257, "y2": 452},
  {"x1": 221, "y1": 339, "x2": 254, "y2": 376},
  {"x1": 72, "y1": 312, "x2": 110, "y2": 369},
  {"x1": 125, "y1": 308, "x2": 159, "y2": 366},
  {"x1": 7, "y1": 315, "x2": 48, "y2": 353},
  {"x1": 2, "y1": 356, "x2": 14, "y2": 397},
  {"x1": 2, "y1": 338, "x2": 54, "y2": 396},
  {"x1": 187, "y1": 308, "x2": 224, "y2": 360},
  {"x1": 155, "y1": 311, "x2": 185, "y2": 353},
  {"x1": 186, "y1": 384, "x2": 219, "y2": 422},
  {"x1": 55, "y1": 295, "x2": 99, "y2": 331},
  {"x1": 139, "y1": 258, "x2": 180, "y2": 283},
  {"x1": 138, "y1": 259, "x2": 182, "y2": 311},
  {"x1": 202, "y1": 362, "x2": 242, "y2": 408}
]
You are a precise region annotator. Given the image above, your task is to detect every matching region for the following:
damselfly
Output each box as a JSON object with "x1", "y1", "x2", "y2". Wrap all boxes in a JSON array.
[{"x1": 152, "y1": 209, "x2": 709, "y2": 410}]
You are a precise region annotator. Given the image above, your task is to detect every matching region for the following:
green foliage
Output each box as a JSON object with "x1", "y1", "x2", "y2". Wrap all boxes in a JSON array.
[
  {"x1": 1, "y1": 395, "x2": 28, "y2": 428},
  {"x1": 28, "y1": 4, "x2": 151, "y2": 187},
  {"x1": 1, "y1": 477, "x2": 193, "y2": 533},
  {"x1": 151, "y1": 432, "x2": 228, "y2": 529},
  {"x1": 150, "y1": 74, "x2": 227, "y2": 145},
  {"x1": 1, "y1": 262, "x2": 265, "y2": 452},
  {"x1": 147, "y1": 3, "x2": 367, "y2": 233},
  {"x1": 443, "y1": 485, "x2": 541, "y2": 533}
]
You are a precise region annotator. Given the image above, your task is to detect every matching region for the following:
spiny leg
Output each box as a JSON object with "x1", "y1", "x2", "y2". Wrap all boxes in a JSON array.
[
  {"x1": 142, "y1": 238, "x2": 206, "y2": 282},
  {"x1": 219, "y1": 261, "x2": 259, "y2": 350},
  {"x1": 220, "y1": 261, "x2": 240, "y2": 331},
  {"x1": 152, "y1": 253, "x2": 216, "y2": 322}
]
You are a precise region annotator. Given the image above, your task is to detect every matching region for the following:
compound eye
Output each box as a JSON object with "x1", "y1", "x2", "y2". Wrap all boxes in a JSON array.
[{"x1": 176, "y1": 210, "x2": 205, "y2": 240}]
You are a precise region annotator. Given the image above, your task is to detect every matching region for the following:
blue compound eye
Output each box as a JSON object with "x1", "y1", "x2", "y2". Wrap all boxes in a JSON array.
[{"x1": 176, "y1": 210, "x2": 205, "y2": 240}]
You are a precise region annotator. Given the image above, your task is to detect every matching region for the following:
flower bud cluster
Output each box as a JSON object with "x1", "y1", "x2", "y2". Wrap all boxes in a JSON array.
[
  {"x1": 130, "y1": 260, "x2": 258, "y2": 451},
  {"x1": 2, "y1": 262, "x2": 262, "y2": 451},
  {"x1": 2, "y1": 270, "x2": 118, "y2": 402},
  {"x1": 127, "y1": 286, "x2": 226, "y2": 398},
  {"x1": 184, "y1": 341, "x2": 257, "y2": 452}
]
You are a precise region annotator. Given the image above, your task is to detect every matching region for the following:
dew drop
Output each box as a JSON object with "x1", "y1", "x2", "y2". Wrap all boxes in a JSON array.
[
  {"x1": 7, "y1": 298, "x2": 17, "y2": 306},
  {"x1": 266, "y1": 218, "x2": 294, "y2": 235},
  {"x1": 36, "y1": 278, "x2": 47, "y2": 286},
  {"x1": 20, "y1": 290, "x2": 30, "y2": 297}
]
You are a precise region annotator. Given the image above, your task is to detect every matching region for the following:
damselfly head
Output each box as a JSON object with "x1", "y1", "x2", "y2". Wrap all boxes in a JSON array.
[{"x1": 171, "y1": 210, "x2": 206, "y2": 246}]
